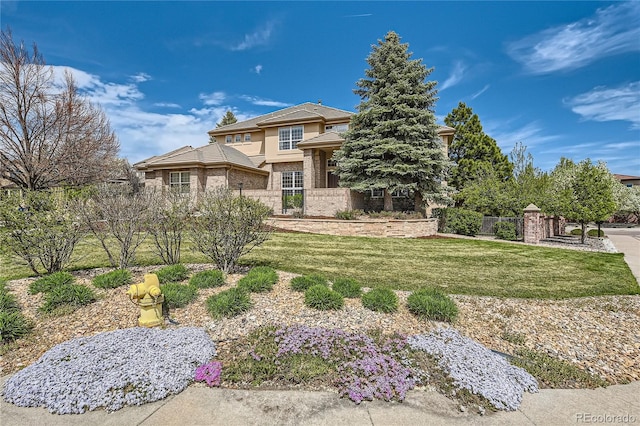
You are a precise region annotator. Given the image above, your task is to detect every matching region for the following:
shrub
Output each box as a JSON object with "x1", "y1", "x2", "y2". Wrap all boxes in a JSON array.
[
  {"x1": 191, "y1": 187, "x2": 272, "y2": 274},
  {"x1": 161, "y1": 283, "x2": 198, "y2": 309},
  {"x1": 335, "y1": 209, "x2": 362, "y2": 220},
  {"x1": 206, "y1": 287, "x2": 253, "y2": 318},
  {"x1": 442, "y1": 208, "x2": 482, "y2": 236},
  {"x1": 406, "y1": 288, "x2": 458, "y2": 322},
  {"x1": 332, "y1": 278, "x2": 362, "y2": 298},
  {"x1": 570, "y1": 228, "x2": 583, "y2": 236},
  {"x1": 189, "y1": 270, "x2": 225, "y2": 289},
  {"x1": 155, "y1": 264, "x2": 189, "y2": 284},
  {"x1": 237, "y1": 266, "x2": 278, "y2": 293},
  {"x1": 29, "y1": 272, "x2": 75, "y2": 295},
  {"x1": 361, "y1": 288, "x2": 398, "y2": 313},
  {"x1": 290, "y1": 274, "x2": 328, "y2": 292},
  {"x1": 148, "y1": 189, "x2": 193, "y2": 265},
  {"x1": 494, "y1": 222, "x2": 517, "y2": 241},
  {"x1": 304, "y1": 285, "x2": 344, "y2": 310},
  {"x1": 587, "y1": 229, "x2": 605, "y2": 237},
  {"x1": 92, "y1": 269, "x2": 132, "y2": 289},
  {"x1": 39, "y1": 284, "x2": 96, "y2": 314},
  {"x1": 0, "y1": 284, "x2": 20, "y2": 312},
  {"x1": 0, "y1": 311, "x2": 33, "y2": 342}
]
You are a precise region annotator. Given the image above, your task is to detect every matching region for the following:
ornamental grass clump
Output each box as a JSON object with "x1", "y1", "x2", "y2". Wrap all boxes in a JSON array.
[
  {"x1": 406, "y1": 288, "x2": 458, "y2": 322},
  {"x1": 206, "y1": 287, "x2": 252, "y2": 318},
  {"x1": 39, "y1": 284, "x2": 97, "y2": 314},
  {"x1": 290, "y1": 274, "x2": 328, "y2": 292},
  {"x1": 29, "y1": 271, "x2": 75, "y2": 295},
  {"x1": 189, "y1": 270, "x2": 225, "y2": 289},
  {"x1": 362, "y1": 288, "x2": 398, "y2": 313},
  {"x1": 332, "y1": 277, "x2": 362, "y2": 298},
  {"x1": 0, "y1": 282, "x2": 32, "y2": 342},
  {"x1": 155, "y1": 264, "x2": 189, "y2": 284},
  {"x1": 92, "y1": 269, "x2": 132, "y2": 289},
  {"x1": 237, "y1": 266, "x2": 278, "y2": 293},
  {"x1": 304, "y1": 285, "x2": 344, "y2": 310},
  {"x1": 161, "y1": 283, "x2": 198, "y2": 309}
]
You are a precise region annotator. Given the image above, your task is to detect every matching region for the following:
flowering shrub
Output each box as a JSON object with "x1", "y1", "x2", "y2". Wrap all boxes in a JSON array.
[{"x1": 195, "y1": 361, "x2": 223, "y2": 387}]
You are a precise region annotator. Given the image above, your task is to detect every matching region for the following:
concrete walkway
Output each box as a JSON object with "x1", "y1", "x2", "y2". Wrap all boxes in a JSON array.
[
  {"x1": 2, "y1": 376, "x2": 639, "y2": 426},
  {"x1": 604, "y1": 227, "x2": 640, "y2": 285}
]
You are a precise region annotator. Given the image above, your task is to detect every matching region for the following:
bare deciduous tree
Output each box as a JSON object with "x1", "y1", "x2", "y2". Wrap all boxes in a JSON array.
[{"x1": 0, "y1": 28, "x2": 119, "y2": 190}]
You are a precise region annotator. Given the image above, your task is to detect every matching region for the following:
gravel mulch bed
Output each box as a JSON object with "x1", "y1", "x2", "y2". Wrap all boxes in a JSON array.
[{"x1": 2, "y1": 264, "x2": 639, "y2": 387}]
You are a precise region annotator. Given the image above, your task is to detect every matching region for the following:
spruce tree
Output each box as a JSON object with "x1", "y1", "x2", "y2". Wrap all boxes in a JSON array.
[
  {"x1": 335, "y1": 31, "x2": 450, "y2": 212},
  {"x1": 444, "y1": 102, "x2": 513, "y2": 192},
  {"x1": 216, "y1": 110, "x2": 237, "y2": 128}
]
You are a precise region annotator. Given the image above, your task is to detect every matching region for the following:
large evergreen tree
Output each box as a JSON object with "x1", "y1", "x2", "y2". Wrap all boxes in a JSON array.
[
  {"x1": 216, "y1": 110, "x2": 237, "y2": 128},
  {"x1": 444, "y1": 102, "x2": 512, "y2": 192},
  {"x1": 335, "y1": 31, "x2": 450, "y2": 212}
]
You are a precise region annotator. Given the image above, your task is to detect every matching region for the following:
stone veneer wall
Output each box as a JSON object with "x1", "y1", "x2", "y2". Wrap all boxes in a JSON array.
[
  {"x1": 304, "y1": 188, "x2": 365, "y2": 217},
  {"x1": 523, "y1": 204, "x2": 565, "y2": 243},
  {"x1": 270, "y1": 217, "x2": 438, "y2": 238}
]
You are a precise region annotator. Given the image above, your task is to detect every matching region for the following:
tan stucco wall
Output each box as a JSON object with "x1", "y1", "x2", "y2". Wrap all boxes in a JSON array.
[{"x1": 220, "y1": 131, "x2": 265, "y2": 157}]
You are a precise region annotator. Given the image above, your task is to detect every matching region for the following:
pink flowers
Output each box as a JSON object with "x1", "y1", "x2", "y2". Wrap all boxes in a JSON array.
[{"x1": 194, "y1": 361, "x2": 223, "y2": 387}]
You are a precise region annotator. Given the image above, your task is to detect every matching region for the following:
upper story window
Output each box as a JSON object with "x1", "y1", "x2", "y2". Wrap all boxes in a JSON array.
[
  {"x1": 244, "y1": 133, "x2": 251, "y2": 142},
  {"x1": 170, "y1": 171, "x2": 190, "y2": 194},
  {"x1": 225, "y1": 135, "x2": 232, "y2": 143},
  {"x1": 325, "y1": 123, "x2": 349, "y2": 134},
  {"x1": 279, "y1": 125, "x2": 303, "y2": 150},
  {"x1": 235, "y1": 134, "x2": 241, "y2": 143}
]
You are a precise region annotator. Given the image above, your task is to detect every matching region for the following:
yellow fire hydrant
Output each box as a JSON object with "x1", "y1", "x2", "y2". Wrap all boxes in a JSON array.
[{"x1": 126, "y1": 273, "x2": 164, "y2": 327}]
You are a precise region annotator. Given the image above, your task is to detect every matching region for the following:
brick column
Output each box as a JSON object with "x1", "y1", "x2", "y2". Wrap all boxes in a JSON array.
[
  {"x1": 523, "y1": 204, "x2": 542, "y2": 244},
  {"x1": 303, "y1": 149, "x2": 314, "y2": 189}
]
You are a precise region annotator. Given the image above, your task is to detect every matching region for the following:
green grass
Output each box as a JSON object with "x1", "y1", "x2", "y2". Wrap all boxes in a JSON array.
[{"x1": 1, "y1": 232, "x2": 637, "y2": 299}]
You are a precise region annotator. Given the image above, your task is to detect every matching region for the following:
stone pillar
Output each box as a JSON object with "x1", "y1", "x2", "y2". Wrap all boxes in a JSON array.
[
  {"x1": 523, "y1": 204, "x2": 542, "y2": 244},
  {"x1": 303, "y1": 149, "x2": 314, "y2": 189}
]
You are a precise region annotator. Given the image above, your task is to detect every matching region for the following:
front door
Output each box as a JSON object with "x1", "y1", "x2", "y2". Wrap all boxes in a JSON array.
[{"x1": 327, "y1": 171, "x2": 339, "y2": 188}]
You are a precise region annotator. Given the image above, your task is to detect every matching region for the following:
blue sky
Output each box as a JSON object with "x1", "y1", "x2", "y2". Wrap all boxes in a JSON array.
[{"x1": 2, "y1": 1, "x2": 639, "y2": 175}]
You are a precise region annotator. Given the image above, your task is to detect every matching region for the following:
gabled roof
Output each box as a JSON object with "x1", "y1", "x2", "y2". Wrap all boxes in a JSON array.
[
  {"x1": 209, "y1": 102, "x2": 353, "y2": 134},
  {"x1": 133, "y1": 145, "x2": 194, "y2": 168},
  {"x1": 296, "y1": 131, "x2": 345, "y2": 149},
  {"x1": 135, "y1": 143, "x2": 267, "y2": 174},
  {"x1": 614, "y1": 174, "x2": 640, "y2": 181}
]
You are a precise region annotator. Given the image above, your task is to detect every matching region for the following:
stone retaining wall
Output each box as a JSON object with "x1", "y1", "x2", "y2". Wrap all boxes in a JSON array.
[{"x1": 270, "y1": 217, "x2": 438, "y2": 238}]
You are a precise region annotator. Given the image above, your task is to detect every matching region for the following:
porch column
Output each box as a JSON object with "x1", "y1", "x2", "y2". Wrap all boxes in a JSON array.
[
  {"x1": 303, "y1": 149, "x2": 315, "y2": 189},
  {"x1": 523, "y1": 204, "x2": 542, "y2": 244}
]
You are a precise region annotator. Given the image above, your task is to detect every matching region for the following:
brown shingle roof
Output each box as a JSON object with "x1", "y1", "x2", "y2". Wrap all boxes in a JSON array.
[{"x1": 296, "y1": 131, "x2": 345, "y2": 148}]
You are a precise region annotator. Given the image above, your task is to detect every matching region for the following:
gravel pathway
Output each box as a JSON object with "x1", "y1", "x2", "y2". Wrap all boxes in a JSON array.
[{"x1": 2, "y1": 265, "x2": 639, "y2": 386}]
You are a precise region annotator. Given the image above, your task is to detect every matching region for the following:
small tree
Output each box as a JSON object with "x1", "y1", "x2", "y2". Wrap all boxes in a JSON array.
[
  {"x1": 335, "y1": 31, "x2": 450, "y2": 212},
  {"x1": 74, "y1": 185, "x2": 151, "y2": 268},
  {"x1": 147, "y1": 189, "x2": 193, "y2": 264},
  {"x1": 190, "y1": 187, "x2": 271, "y2": 273},
  {"x1": 0, "y1": 190, "x2": 82, "y2": 274}
]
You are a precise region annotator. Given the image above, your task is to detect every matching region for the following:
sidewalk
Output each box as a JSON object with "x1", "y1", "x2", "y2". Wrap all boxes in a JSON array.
[
  {"x1": 605, "y1": 229, "x2": 640, "y2": 285},
  {"x1": 1, "y1": 375, "x2": 639, "y2": 425}
]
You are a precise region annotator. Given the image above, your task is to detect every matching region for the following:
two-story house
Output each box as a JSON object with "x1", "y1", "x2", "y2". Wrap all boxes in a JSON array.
[{"x1": 134, "y1": 102, "x2": 455, "y2": 216}]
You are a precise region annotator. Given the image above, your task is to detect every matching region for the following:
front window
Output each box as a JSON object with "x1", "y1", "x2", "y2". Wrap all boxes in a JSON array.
[
  {"x1": 325, "y1": 123, "x2": 349, "y2": 134},
  {"x1": 282, "y1": 171, "x2": 303, "y2": 209},
  {"x1": 170, "y1": 171, "x2": 190, "y2": 194},
  {"x1": 225, "y1": 135, "x2": 232, "y2": 143},
  {"x1": 244, "y1": 133, "x2": 251, "y2": 142},
  {"x1": 279, "y1": 125, "x2": 303, "y2": 150},
  {"x1": 235, "y1": 134, "x2": 241, "y2": 143}
]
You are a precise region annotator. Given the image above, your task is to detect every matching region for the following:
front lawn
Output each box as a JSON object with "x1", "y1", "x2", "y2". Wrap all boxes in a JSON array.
[{"x1": 1, "y1": 232, "x2": 637, "y2": 299}]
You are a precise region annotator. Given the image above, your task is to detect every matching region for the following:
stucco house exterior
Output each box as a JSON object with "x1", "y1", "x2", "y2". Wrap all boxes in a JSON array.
[
  {"x1": 614, "y1": 174, "x2": 640, "y2": 188},
  {"x1": 134, "y1": 102, "x2": 455, "y2": 216}
]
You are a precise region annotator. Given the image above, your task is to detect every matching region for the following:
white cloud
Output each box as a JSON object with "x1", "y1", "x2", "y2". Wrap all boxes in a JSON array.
[
  {"x1": 506, "y1": 2, "x2": 640, "y2": 74},
  {"x1": 52, "y1": 65, "x2": 144, "y2": 106},
  {"x1": 154, "y1": 102, "x2": 181, "y2": 108},
  {"x1": 565, "y1": 82, "x2": 640, "y2": 129},
  {"x1": 131, "y1": 72, "x2": 151, "y2": 83},
  {"x1": 439, "y1": 61, "x2": 465, "y2": 91},
  {"x1": 484, "y1": 120, "x2": 561, "y2": 152},
  {"x1": 253, "y1": 64, "x2": 263, "y2": 74},
  {"x1": 240, "y1": 95, "x2": 292, "y2": 108},
  {"x1": 199, "y1": 91, "x2": 227, "y2": 106},
  {"x1": 471, "y1": 84, "x2": 490, "y2": 100},
  {"x1": 231, "y1": 21, "x2": 276, "y2": 51}
]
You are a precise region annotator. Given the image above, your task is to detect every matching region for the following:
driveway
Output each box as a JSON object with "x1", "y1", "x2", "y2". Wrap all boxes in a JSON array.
[{"x1": 604, "y1": 227, "x2": 640, "y2": 285}]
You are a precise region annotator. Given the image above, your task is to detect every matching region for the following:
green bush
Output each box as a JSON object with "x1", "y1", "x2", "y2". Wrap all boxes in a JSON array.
[
  {"x1": 206, "y1": 287, "x2": 253, "y2": 318},
  {"x1": 335, "y1": 209, "x2": 362, "y2": 220},
  {"x1": 189, "y1": 270, "x2": 225, "y2": 289},
  {"x1": 587, "y1": 229, "x2": 605, "y2": 237},
  {"x1": 304, "y1": 285, "x2": 344, "y2": 310},
  {"x1": 39, "y1": 284, "x2": 96, "y2": 314},
  {"x1": 406, "y1": 288, "x2": 458, "y2": 322},
  {"x1": 361, "y1": 288, "x2": 398, "y2": 313},
  {"x1": 494, "y1": 222, "x2": 517, "y2": 241},
  {"x1": 29, "y1": 272, "x2": 75, "y2": 295},
  {"x1": 290, "y1": 274, "x2": 328, "y2": 292},
  {"x1": 332, "y1": 277, "x2": 362, "y2": 298},
  {"x1": 237, "y1": 266, "x2": 278, "y2": 293},
  {"x1": 92, "y1": 269, "x2": 132, "y2": 289},
  {"x1": 161, "y1": 283, "x2": 198, "y2": 309},
  {"x1": 0, "y1": 284, "x2": 20, "y2": 312},
  {"x1": 570, "y1": 228, "x2": 583, "y2": 236},
  {"x1": 155, "y1": 264, "x2": 189, "y2": 284},
  {"x1": 0, "y1": 311, "x2": 33, "y2": 342},
  {"x1": 442, "y1": 208, "x2": 482, "y2": 236}
]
